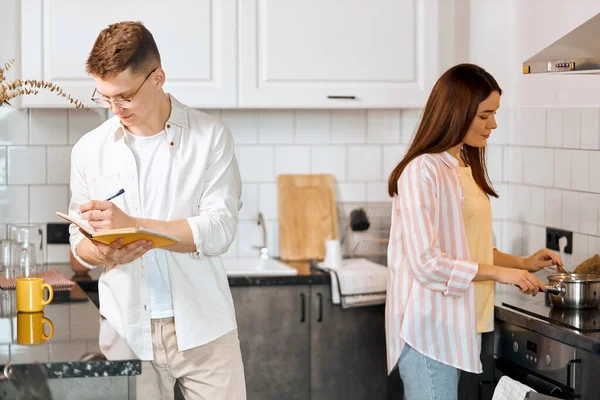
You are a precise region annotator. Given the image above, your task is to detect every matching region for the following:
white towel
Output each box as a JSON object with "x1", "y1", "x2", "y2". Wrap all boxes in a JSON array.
[
  {"x1": 318, "y1": 258, "x2": 387, "y2": 308},
  {"x1": 492, "y1": 376, "x2": 536, "y2": 400}
]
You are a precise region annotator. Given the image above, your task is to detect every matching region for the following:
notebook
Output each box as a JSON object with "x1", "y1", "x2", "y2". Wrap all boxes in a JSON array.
[{"x1": 56, "y1": 211, "x2": 181, "y2": 249}]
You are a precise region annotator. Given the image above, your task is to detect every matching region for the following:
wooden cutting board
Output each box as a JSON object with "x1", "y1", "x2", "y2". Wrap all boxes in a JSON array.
[{"x1": 278, "y1": 174, "x2": 338, "y2": 261}]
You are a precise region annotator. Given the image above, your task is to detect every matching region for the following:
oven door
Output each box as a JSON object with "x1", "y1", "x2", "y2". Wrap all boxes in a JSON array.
[{"x1": 494, "y1": 357, "x2": 573, "y2": 399}]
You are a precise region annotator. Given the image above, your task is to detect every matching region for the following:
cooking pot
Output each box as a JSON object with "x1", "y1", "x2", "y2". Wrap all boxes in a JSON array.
[{"x1": 545, "y1": 273, "x2": 600, "y2": 309}]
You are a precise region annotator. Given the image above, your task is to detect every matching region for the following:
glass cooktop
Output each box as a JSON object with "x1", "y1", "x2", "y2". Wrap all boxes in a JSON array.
[{"x1": 502, "y1": 294, "x2": 600, "y2": 333}]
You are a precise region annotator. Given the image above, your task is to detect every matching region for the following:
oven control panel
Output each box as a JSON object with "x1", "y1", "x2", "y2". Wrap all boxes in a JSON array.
[{"x1": 495, "y1": 320, "x2": 576, "y2": 386}]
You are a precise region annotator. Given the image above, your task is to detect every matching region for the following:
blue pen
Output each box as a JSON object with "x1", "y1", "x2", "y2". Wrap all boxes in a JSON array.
[
  {"x1": 105, "y1": 188, "x2": 125, "y2": 202},
  {"x1": 78, "y1": 188, "x2": 125, "y2": 214}
]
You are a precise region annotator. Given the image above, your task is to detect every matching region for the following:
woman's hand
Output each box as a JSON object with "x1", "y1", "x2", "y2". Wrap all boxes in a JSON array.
[
  {"x1": 523, "y1": 248, "x2": 562, "y2": 272},
  {"x1": 495, "y1": 267, "x2": 546, "y2": 295}
]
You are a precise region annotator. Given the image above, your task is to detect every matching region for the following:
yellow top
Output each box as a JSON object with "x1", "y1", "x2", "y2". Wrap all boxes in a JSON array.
[{"x1": 458, "y1": 166, "x2": 495, "y2": 333}]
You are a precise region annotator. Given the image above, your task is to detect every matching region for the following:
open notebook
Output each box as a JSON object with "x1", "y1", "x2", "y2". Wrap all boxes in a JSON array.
[{"x1": 56, "y1": 212, "x2": 181, "y2": 249}]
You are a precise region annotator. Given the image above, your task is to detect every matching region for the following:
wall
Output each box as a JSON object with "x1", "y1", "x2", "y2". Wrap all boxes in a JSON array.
[
  {"x1": 469, "y1": 0, "x2": 600, "y2": 267},
  {"x1": 0, "y1": 107, "x2": 430, "y2": 262}
]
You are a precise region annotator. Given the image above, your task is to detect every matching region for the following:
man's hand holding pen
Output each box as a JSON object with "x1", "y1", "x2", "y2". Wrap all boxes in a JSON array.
[{"x1": 79, "y1": 188, "x2": 137, "y2": 231}]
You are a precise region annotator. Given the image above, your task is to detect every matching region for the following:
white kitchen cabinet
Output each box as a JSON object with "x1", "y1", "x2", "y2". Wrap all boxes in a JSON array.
[
  {"x1": 239, "y1": 0, "x2": 441, "y2": 108},
  {"x1": 19, "y1": 0, "x2": 237, "y2": 108}
]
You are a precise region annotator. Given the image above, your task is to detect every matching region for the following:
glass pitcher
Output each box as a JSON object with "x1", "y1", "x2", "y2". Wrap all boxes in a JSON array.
[{"x1": 8, "y1": 224, "x2": 45, "y2": 276}]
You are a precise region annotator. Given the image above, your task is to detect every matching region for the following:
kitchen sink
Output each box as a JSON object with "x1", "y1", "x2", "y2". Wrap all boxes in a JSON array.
[{"x1": 222, "y1": 258, "x2": 298, "y2": 277}]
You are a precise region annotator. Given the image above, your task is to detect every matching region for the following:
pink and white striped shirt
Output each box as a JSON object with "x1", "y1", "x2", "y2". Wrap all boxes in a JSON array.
[{"x1": 385, "y1": 152, "x2": 482, "y2": 374}]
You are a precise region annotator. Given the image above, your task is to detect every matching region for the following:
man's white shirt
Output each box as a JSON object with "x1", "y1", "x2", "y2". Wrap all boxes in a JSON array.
[{"x1": 68, "y1": 95, "x2": 242, "y2": 360}]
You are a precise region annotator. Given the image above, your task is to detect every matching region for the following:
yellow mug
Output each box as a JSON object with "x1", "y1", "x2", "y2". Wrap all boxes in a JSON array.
[
  {"x1": 17, "y1": 311, "x2": 54, "y2": 345},
  {"x1": 16, "y1": 277, "x2": 53, "y2": 312}
]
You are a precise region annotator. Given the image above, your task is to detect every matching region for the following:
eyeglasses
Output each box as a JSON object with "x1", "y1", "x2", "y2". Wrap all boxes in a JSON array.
[{"x1": 91, "y1": 68, "x2": 158, "y2": 109}]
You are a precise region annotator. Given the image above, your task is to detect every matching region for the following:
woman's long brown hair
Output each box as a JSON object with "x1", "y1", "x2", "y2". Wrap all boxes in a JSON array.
[{"x1": 388, "y1": 63, "x2": 501, "y2": 198}]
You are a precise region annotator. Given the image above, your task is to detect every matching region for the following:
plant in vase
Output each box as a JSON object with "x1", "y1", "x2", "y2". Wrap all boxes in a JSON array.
[{"x1": 0, "y1": 58, "x2": 87, "y2": 109}]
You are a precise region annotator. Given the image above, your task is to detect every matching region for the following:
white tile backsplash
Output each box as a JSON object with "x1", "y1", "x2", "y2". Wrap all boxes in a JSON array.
[
  {"x1": 8, "y1": 146, "x2": 45, "y2": 184},
  {"x1": 545, "y1": 188, "x2": 562, "y2": 228},
  {"x1": 68, "y1": 109, "x2": 106, "y2": 145},
  {"x1": 0, "y1": 108, "x2": 28, "y2": 145},
  {"x1": 515, "y1": 108, "x2": 545, "y2": 146},
  {"x1": 295, "y1": 110, "x2": 330, "y2": 144},
  {"x1": 275, "y1": 145, "x2": 310, "y2": 175},
  {"x1": 239, "y1": 183, "x2": 259, "y2": 220},
  {"x1": 347, "y1": 146, "x2": 382, "y2": 181},
  {"x1": 30, "y1": 186, "x2": 68, "y2": 223},
  {"x1": 401, "y1": 109, "x2": 421, "y2": 144},
  {"x1": 0, "y1": 147, "x2": 5, "y2": 185},
  {"x1": 29, "y1": 109, "x2": 67, "y2": 145},
  {"x1": 522, "y1": 147, "x2": 553, "y2": 187},
  {"x1": 222, "y1": 110, "x2": 259, "y2": 144},
  {"x1": 337, "y1": 182, "x2": 366, "y2": 203},
  {"x1": 503, "y1": 146, "x2": 523, "y2": 183},
  {"x1": 6, "y1": 104, "x2": 600, "y2": 263},
  {"x1": 366, "y1": 181, "x2": 390, "y2": 202},
  {"x1": 562, "y1": 108, "x2": 582, "y2": 149},
  {"x1": 561, "y1": 191, "x2": 580, "y2": 232},
  {"x1": 331, "y1": 110, "x2": 366, "y2": 144},
  {"x1": 581, "y1": 108, "x2": 599, "y2": 150},
  {"x1": 236, "y1": 146, "x2": 275, "y2": 182},
  {"x1": 570, "y1": 150, "x2": 590, "y2": 192},
  {"x1": 258, "y1": 183, "x2": 278, "y2": 220},
  {"x1": 486, "y1": 145, "x2": 503, "y2": 183},
  {"x1": 0, "y1": 186, "x2": 29, "y2": 224},
  {"x1": 367, "y1": 110, "x2": 401, "y2": 144},
  {"x1": 590, "y1": 152, "x2": 600, "y2": 194},
  {"x1": 545, "y1": 108, "x2": 563, "y2": 148},
  {"x1": 46, "y1": 146, "x2": 71, "y2": 184},
  {"x1": 553, "y1": 149, "x2": 571, "y2": 189},
  {"x1": 311, "y1": 145, "x2": 346, "y2": 180},
  {"x1": 579, "y1": 193, "x2": 598, "y2": 236},
  {"x1": 259, "y1": 110, "x2": 294, "y2": 144},
  {"x1": 382, "y1": 145, "x2": 407, "y2": 180},
  {"x1": 529, "y1": 187, "x2": 545, "y2": 226}
]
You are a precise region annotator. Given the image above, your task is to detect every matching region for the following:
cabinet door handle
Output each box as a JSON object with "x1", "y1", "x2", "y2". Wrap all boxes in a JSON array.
[
  {"x1": 300, "y1": 293, "x2": 306, "y2": 322},
  {"x1": 317, "y1": 293, "x2": 323, "y2": 322},
  {"x1": 327, "y1": 95, "x2": 356, "y2": 100}
]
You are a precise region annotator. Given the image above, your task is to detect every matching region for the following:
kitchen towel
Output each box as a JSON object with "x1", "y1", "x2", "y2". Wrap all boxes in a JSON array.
[
  {"x1": 0, "y1": 268, "x2": 75, "y2": 291},
  {"x1": 318, "y1": 258, "x2": 387, "y2": 309},
  {"x1": 492, "y1": 376, "x2": 536, "y2": 400}
]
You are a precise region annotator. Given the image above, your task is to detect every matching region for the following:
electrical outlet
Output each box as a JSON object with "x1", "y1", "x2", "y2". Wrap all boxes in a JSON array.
[
  {"x1": 46, "y1": 223, "x2": 70, "y2": 244},
  {"x1": 545, "y1": 227, "x2": 573, "y2": 254}
]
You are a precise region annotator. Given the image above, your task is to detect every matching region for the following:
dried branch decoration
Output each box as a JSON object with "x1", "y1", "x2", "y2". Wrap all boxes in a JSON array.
[{"x1": 0, "y1": 59, "x2": 88, "y2": 109}]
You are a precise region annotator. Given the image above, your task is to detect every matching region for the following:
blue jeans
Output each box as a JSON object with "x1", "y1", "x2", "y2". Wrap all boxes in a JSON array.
[{"x1": 398, "y1": 344, "x2": 460, "y2": 400}]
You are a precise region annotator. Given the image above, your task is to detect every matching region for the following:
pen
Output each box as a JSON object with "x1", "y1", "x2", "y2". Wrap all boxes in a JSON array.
[
  {"x1": 105, "y1": 188, "x2": 125, "y2": 202},
  {"x1": 78, "y1": 188, "x2": 126, "y2": 214}
]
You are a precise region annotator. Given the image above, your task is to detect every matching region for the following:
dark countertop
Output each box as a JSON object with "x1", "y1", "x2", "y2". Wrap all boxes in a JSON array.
[
  {"x1": 494, "y1": 270, "x2": 600, "y2": 355},
  {"x1": 0, "y1": 271, "x2": 140, "y2": 379},
  {"x1": 54, "y1": 260, "x2": 332, "y2": 289}
]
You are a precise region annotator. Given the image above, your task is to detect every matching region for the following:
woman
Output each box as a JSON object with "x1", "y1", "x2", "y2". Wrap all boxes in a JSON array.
[{"x1": 385, "y1": 63, "x2": 560, "y2": 400}]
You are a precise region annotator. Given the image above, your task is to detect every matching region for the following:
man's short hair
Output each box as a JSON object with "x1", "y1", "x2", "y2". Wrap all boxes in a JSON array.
[{"x1": 86, "y1": 21, "x2": 161, "y2": 79}]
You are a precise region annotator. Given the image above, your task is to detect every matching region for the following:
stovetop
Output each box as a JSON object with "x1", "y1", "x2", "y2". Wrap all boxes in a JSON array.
[{"x1": 502, "y1": 294, "x2": 600, "y2": 333}]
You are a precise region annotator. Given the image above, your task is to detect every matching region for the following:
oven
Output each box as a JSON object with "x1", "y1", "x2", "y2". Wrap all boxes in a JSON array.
[{"x1": 492, "y1": 320, "x2": 580, "y2": 399}]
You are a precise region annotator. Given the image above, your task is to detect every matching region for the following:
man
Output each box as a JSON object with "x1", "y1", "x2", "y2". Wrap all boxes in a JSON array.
[{"x1": 68, "y1": 21, "x2": 246, "y2": 399}]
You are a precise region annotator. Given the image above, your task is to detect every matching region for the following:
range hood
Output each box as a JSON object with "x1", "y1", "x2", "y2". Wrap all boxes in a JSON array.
[{"x1": 523, "y1": 12, "x2": 600, "y2": 75}]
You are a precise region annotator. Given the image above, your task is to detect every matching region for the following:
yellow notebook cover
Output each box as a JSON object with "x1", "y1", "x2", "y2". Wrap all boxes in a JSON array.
[{"x1": 56, "y1": 212, "x2": 180, "y2": 249}]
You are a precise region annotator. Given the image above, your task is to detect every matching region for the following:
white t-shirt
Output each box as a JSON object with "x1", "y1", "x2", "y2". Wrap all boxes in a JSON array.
[{"x1": 126, "y1": 129, "x2": 174, "y2": 319}]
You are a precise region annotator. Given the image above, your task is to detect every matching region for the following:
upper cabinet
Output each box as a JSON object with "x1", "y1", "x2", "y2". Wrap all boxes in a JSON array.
[
  {"x1": 16, "y1": 0, "x2": 441, "y2": 109},
  {"x1": 19, "y1": 0, "x2": 237, "y2": 108},
  {"x1": 239, "y1": 0, "x2": 441, "y2": 108}
]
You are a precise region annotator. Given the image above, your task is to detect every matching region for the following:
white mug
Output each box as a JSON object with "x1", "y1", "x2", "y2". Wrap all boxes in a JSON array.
[{"x1": 324, "y1": 239, "x2": 343, "y2": 269}]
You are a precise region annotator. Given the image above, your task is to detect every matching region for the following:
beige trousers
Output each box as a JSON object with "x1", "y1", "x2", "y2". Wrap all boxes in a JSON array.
[{"x1": 136, "y1": 318, "x2": 246, "y2": 400}]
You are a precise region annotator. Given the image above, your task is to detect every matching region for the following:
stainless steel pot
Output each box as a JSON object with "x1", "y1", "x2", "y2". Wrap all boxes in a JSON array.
[{"x1": 545, "y1": 273, "x2": 600, "y2": 309}]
